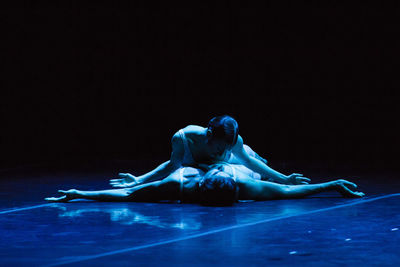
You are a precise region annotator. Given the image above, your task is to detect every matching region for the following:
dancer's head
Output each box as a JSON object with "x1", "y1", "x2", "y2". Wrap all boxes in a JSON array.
[
  {"x1": 199, "y1": 165, "x2": 238, "y2": 206},
  {"x1": 206, "y1": 115, "x2": 239, "y2": 157}
]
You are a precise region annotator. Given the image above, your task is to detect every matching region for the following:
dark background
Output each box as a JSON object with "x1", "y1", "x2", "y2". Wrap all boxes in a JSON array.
[{"x1": 1, "y1": 2, "x2": 399, "y2": 174}]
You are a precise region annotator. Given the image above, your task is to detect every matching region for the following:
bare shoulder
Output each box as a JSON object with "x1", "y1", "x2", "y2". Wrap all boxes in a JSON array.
[
  {"x1": 235, "y1": 175, "x2": 256, "y2": 187},
  {"x1": 180, "y1": 125, "x2": 206, "y2": 140},
  {"x1": 171, "y1": 125, "x2": 202, "y2": 142},
  {"x1": 182, "y1": 125, "x2": 205, "y2": 134},
  {"x1": 235, "y1": 176, "x2": 260, "y2": 199}
]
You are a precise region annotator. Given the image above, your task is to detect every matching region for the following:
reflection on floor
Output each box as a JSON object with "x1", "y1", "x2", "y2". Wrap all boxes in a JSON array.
[{"x1": 0, "y1": 161, "x2": 399, "y2": 266}]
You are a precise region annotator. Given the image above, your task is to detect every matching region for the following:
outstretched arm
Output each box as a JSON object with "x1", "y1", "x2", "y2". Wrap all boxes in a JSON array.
[
  {"x1": 46, "y1": 176, "x2": 181, "y2": 203},
  {"x1": 237, "y1": 177, "x2": 365, "y2": 201},
  {"x1": 110, "y1": 132, "x2": 184, "y2": 187},
  {"x1": 232, "y1": 136, "x2": 310, "y2": 185}
]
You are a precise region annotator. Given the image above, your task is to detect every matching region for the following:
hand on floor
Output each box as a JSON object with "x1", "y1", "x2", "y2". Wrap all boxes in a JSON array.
[
  {"x1": 110, "y1": 173, "x2": 139, "y2": 188},
  {"x1": 287, "y1": 173, "x2": 311, "y2": 185}
]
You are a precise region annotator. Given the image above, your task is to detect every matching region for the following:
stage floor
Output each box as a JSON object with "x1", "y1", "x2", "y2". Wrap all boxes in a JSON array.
[{"x1": 0, "y1": 161, "x2": 399, "y2": 266}]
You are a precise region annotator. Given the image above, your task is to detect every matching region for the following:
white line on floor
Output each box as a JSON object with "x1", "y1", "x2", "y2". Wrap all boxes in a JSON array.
[
  {"x1": 44, "y1": 193, "x2": 400, "y2": 267},
  {"x1": 0, "y1": 203, "x2": 55, "y2": 214}
]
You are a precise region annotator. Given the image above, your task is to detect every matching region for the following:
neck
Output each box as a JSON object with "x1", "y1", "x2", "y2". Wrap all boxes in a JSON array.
[{"x1": 201, "y1": 128, "x2": 211, "y2": 152}]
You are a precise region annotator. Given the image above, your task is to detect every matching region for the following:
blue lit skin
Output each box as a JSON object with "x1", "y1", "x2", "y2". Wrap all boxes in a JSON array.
[
  {"x1": 205, "y1": 138, "x2": 230, "y2": 160},
  {"x1": 109, "y1": 124, "x2": 310, "y2": 189},
  {"x1": 45, "y1": 165, "x2": 364, "y2": 203},
  {"x1": 204, "y1": 128, "x2": 233, "y2": 160}
]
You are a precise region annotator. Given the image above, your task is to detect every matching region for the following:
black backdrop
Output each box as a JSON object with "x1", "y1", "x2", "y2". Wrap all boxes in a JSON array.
[{"x1": 2, "y1": 2, "x2": 399, "y2": 171}]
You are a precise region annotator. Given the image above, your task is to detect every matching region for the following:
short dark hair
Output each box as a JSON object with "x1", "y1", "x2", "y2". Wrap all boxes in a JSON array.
[
  {"x1": 207, "y1": 115, "x2": 239, "y2": 147},
  {"x1": 198, "y1": 170, "x2": 238, "y2": 206}
]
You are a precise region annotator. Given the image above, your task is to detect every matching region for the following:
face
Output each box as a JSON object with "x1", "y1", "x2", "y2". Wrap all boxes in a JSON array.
[
  {"x1": 206, "y1": 165, "x2": 232, "y2": 179},
  {"x1": 207, "y1": 139, "x2": 230, "y2": 158}
]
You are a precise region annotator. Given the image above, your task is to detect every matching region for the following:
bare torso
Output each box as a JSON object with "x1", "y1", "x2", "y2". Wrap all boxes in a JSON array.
[
  {"x1": 176, "y1": 165, "x2": 258, "y2": 203},
  {"x1": 181, "y1": 125, "x2": 233, "y2": 165}
]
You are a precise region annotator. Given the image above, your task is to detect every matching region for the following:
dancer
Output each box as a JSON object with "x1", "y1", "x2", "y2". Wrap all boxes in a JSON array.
[
  {"x1": 46, "y1": 164, "x2": 365, "y2": 206},
  {"x1": 109, "y1": 115, "x2": 311, "y2": 188}
]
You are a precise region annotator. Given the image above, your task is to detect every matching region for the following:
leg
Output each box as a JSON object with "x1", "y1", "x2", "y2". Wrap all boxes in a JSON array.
[
  {"x1": 45, "y1": 177, "x2": 181, "y2": 203},
  {"x1": 238, "y1": 178, "x2": 365, "y2": 201}
]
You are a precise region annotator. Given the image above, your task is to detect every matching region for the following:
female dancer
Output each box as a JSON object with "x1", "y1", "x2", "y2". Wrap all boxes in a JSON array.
[{"x1": 46, "y1": 164, "x2": 364, "y2": 206}]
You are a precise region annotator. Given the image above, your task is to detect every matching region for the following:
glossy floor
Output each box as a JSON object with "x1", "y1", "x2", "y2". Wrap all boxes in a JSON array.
[{"x1": 0, "y1": 162, "x2": 399, "y2": 266}]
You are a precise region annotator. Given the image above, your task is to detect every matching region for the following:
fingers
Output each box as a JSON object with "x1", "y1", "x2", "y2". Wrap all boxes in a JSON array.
[
  {"x1": 45, "y1": 195, "x2": 70, "y2": 202},
  {"x1": 352, "y1": 191, "x2": 365, "y2": 197},
  {"x1": 339, "y1": 179, "x2": 357, "y2": 190},
  {"x1": 110, "y1": 179, "x2": 125, "y2": 185},
  {"x1": 110, "y1": 179, "x2": 132, "y2": 188},
  {"x1": 291, "y1": 173, "x2": 303, "y2": 177},
  {"x1": 296, "y1": 177, "x2": 311, "y2": 185},
  {"x1": 45, "y1": 197, "x2": 59, "y2": 202},
  {"x1": 338, "y1": 184, "x2": 364, "y2": 198},
  {"x1": 345, "y1": 181, "x2": 357, "y2": 190},
  {"x1": 339, "y1": 184, "x2": 356, "y2": 197},
  {"x1": 351, "y1": 191, "x2": 365, "y2": 198},
  {"x1": 111, "y1": 184, "x2": 125, "y2": 188}
]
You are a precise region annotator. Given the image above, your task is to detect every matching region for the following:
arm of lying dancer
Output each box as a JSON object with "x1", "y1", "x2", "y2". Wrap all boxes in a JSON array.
[
  {"x1": 236, "y1": 176, "x2": 365, "y2": 200},
  {"x1": 232, "y1": 136, "x2": 310, "y2": 185},
  {"x1": 46, "y1": 174, "x2": 364, "y2": 203},
  {"x1": 47, "y1": 177, "x2": 182, "y2": 203},
  {"x1": 110, "y1": 132, "x2": 184, "y2": 188}
]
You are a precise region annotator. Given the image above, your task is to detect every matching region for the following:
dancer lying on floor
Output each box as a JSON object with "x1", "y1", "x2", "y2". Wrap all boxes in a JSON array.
[
  {"x1": 109, "y1": 115, "x2": 311, "y2": 188},
  {"x1": 45, "y1": 163, "x2": 365, "y2": 206}
]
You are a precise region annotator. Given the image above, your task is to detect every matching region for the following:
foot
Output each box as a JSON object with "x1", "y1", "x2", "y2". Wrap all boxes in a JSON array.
[{"x1": 333, "y1": 180, "x2": 365, "y2": 198}]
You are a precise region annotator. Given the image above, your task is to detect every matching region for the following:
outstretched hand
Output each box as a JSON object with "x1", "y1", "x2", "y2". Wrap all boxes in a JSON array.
[
  {"x1": 110, "y1": 173, "x2": 139, "y2": 188},
  {"x1": 287, "y1": 173, "x2": 311, "y2": 185},
  {"x1": 332, "y1": 179, "x2": 365, "y2": 198}
]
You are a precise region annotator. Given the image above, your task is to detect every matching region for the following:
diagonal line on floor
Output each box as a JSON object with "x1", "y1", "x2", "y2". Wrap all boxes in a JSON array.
[
  {"x1": 44, "y1": 193, "x2": 400, "y2": 267},
  {"x1": 0, "y1": 203, "x2": 55, "y2": 214}
]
